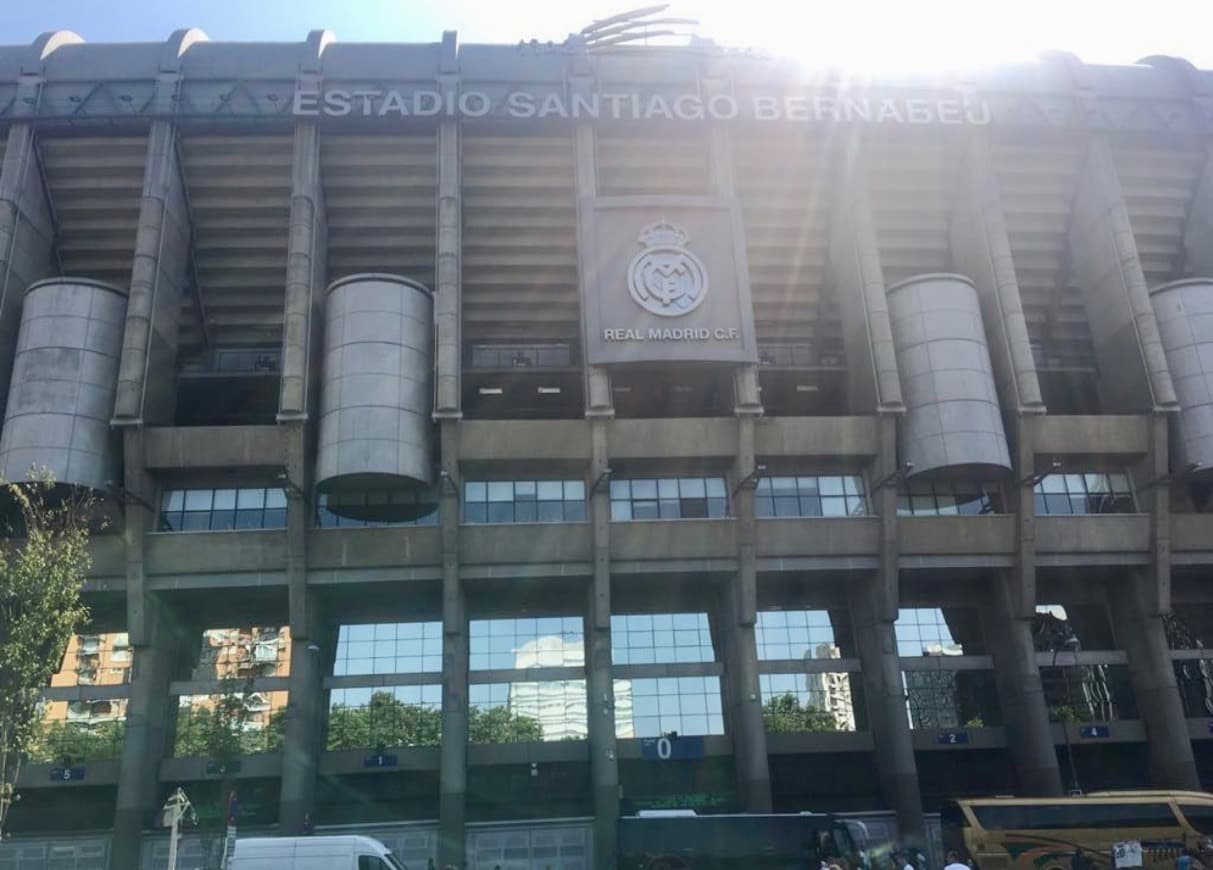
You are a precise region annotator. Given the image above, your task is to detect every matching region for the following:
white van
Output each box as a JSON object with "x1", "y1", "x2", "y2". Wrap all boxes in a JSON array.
[{"x1": 228, "y1": 835, "x2": 408, "y2": 870}]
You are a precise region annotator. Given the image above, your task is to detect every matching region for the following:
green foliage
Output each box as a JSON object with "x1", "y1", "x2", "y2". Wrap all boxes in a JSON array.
[
  {"x1": 172, "y1": 678, "x2": 283, "y2": 759},
  {"x1": 0, "y1": 476, "x2": 95, "y2": 836},
  {"x1": 762, "y1": 693, "x2": 840, "y2": 733},
  {"x1": 326, "y1": 691, "x2": 442, "y2": 750},
  {"x1": 1048, "y1": 703, "x2": 1084, "y2": 723},
  {"x1": 27, "y1": 719, "x2": 125, "y2": 764},
  {"x1": 468, "y1": 704, "x2": 544, "y2": 744}
]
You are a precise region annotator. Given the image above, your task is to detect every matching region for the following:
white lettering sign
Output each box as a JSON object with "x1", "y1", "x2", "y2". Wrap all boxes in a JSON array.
[{"x1": 292, "y1": 88, "x2": 992, "y2": 125}]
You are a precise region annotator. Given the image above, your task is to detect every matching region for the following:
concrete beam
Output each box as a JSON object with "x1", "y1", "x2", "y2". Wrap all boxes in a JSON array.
[
  {"x1": 1069, "y1": 137, "x2": 1178, "y2": 414},
  {"x1": 113, "y1": 121, "x2": 190, "y2": 425},
  {"x1": 0, "y1": 124, "x2": 54, "y2": 416},
  {"x1": 826, "y1": 131, "x2": 903, "y2": 415},
  {"x1": 950, "y1": 132, "x2": 1045, "y2": 414},
  {"x1": 279, "y1": 121, "x2": 325, "y2": 421},
  {"x1": 143, "y1": 425, "x2": 285, "y2": 469}
]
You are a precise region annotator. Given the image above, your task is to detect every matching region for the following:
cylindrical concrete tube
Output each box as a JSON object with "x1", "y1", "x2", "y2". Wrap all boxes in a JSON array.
[
  {"x1": 316, "y1": 273, "x2": 435, "y2": 520},
  {"x1": 0, "y1": 277, "x2": 128, "y2": 492},
  {"x1": 887, "y1": 273, "x2": 1012, "y2": 479},
  {"x1": 1149, "y1": 279, "x2": 1213, "y2": 476}
]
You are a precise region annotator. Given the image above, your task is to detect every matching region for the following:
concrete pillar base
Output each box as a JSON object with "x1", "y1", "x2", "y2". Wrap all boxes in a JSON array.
[
  {"x1": 438, "y1": 791, "x2": 466, "y2": 868},
  {"x1": 110, "y1": 806, "x2": 147, "y2": 870},
  {"x1": 593, "y1": 784, "x2": 619, "y2": 870},
  {"x1": 741, "y1": 775, "x2": 773, "y2": 814}
]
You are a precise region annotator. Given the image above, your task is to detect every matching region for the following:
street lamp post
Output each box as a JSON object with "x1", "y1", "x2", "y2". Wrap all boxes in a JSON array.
[
  {"x1": 1050, "y1": 635, "x2": 1083, "y2": 795},
  {"x1": 159, "y1": 787, "x2": 195, "y2": 870}
]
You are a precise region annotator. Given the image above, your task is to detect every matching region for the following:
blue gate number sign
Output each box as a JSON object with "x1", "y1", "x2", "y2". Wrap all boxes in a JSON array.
[
  {"x1": 640, "y1": 735, "x2": 705, "y2": 760},
  {"x1": 49, "y1": 766, "x2": 86, "y2": 782},
  {"x1": 937, "y1": 731, "x2": 970, "y2": 745},
  {"x1": 363, "y1": 752, "x2": 399, "y2": 768},
  {"x1": 1079, "y1": 725, "x2": 1110, "y2": 739}
]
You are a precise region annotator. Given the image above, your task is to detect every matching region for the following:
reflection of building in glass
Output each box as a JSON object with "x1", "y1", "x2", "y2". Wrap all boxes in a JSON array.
[
  {"x1": 804, "y1": 643, "x2": 855, "y2": 730},
  {"x1": 181, "y1": 626, "x2": 292, "y2": 737},
  {"x1": 40, "y1": 632, "x2": 134, "y2": 744},
  {"x1": 507, "y1": 635, "x2": 587, "y2": 740}
]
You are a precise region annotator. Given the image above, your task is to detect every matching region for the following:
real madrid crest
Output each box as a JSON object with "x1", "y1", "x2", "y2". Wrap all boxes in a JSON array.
[{"x1": 626, "y1": 221, "x2": 709, "y2": 317}]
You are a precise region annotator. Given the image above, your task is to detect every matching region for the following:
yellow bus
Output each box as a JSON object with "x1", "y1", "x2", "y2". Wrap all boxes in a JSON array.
[{"x1": 940, "y1": 791, "x2": 1213, "y2": 870}]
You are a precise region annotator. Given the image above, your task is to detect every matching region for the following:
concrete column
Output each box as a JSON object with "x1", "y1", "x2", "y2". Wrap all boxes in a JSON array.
[
  {"x1": 278, "y1": 596, "x2": 329, "y2": 832},
  {"x1": 849, "y1": 575, "x2": 925, "y2": 849},
  {"x1": 279, "y1": 121, "x2": 325, "y2": 421},
  {"x1": 112, "y1": 429, "x2": 180, "y2": 867},
  {"x1": 112, "y1": 120, "x2": 190, "y2": 426},
  {"x1": 587, "y1": 419, "x2": 619, "y2": 870},
  {"x1": 826, "y1": 131, "x2": 903, "y2": 415},
  {"x1": 851, "y1": 415, "x2": 923, "y2": 845},
  {"x1": 438, "y1": 420, "x2": 468, "y2": 867},
  {"x1": 434, "y1": 118, "x2": 462, "y2": 418},
  {"x1": 723, "y1": 417, "x2": 771, "y2": 812},
  {"x1": 982, "y1": 573, "x2": 1063, "y2": 795},
  {"x1": 1069, "y1": 137, "x2": 1179, "y2": 414},
  {"x1": 278, "y1": 425, "x2": 321, "y2": 831},
  {"x1": 1181, "y1": 147, "x2": 1213, "y2": 277},
  {"x1": 0, "y1": 124, "x2": 54, "y2": 416},
  {"x1": 574, "y1": 120, "x2": 613, "y2": 417},
  {"x1": 1109, "y1": 570, "x2": 1199, "y2": 789},
  {"x1": 950, "y1": 131, "x2": 1046, "y2": 415}
]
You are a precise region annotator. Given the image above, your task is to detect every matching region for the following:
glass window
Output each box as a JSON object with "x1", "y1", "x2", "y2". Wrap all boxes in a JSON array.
[
  {"x1": 50, "y1": 633, "x2": 133, "y2": 688},
  {"x1": 895, "y1": 608, "x2": 982, "y2": 656},
  {"x1": 1041, "y1": 663, "x2": 1138, "y2": 722},
  {"x1": 1174, "y1": 659, "x2": 1213, "y2": 718},
  {"x1": 315, "y1": 490, "x2": 438, "y2": 528},
  {"x1": 972, "y1": 802, "x2": 1177, "y2": 831},
  {"x1": 610, "y1": 477, "x2": 728, "y2": 521},
  {"x1": 160, "y1": 487, "x2": 288, "y2": 531},
  {"x1": 760, "y1": 673, "x2": 860, "y2": 732},
  {"x1": 613, "y1": 676, "x2": 725, "y2": 739},
  {"x1": 327, "y1": 685, "x2": 442, "y2": 749},
  {"x1": 333, "y1": 622, "x2": 443, "y2": 676},
  {"x1": 902, "y1": 669, "x2": 1002, "y2": 729},
  {"x1": 191, "y1": 626, "x2": 290, "y2": 680},
  {"x1": 469, "y1": 680, "x2": 587, "y2": 742},
  {"x1": 1033, "y1": 604, "x2": 1117, "y2": 652},
  {"x1": 897, "y1": 480, "x2": 1001, "y2": 516},
  {"x1": 27, "y1": 697, "x2": 128, "y2": 763},
  {"x1": 755, "y1": 475, "x2": 867, "y2": 518},
  {"x1": 1033, "y1": 472, "x2": 1135, "y2": 515},
  {"x1": 461, "y1": 480, "x2": 587, "y2": 524},
  {"x1": 469, "y1": 617, "x2": 584, "y2": 670},
  {"x1": 756, "y1": 610, "x2": 845, "y2": 661},
  {"x1": 173, "y1": 690, "x2": 288, "y2": 757},
  {"x1": 611, "y1": 613, "x2": 714, "y2": 664}
]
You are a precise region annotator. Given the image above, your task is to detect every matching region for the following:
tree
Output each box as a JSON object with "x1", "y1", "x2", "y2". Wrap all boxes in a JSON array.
[
  {"x1": 326, "y1": 691, "x2": 442, "y2": 750},
  {"x1": 762, "y1": 693, "x2": 839, "y2": 733},
  {"x1": 172, "y1": 677, "x2": 275, "y2": 760},
  {"x1": 468, "y1": 705, "x2": 544, "y2": 744},
  {"x1": 0, "y1": 477, "x2": 94, "y2": 837},
  {"x1": 27, "y1": 718, "x2": 126, "y2": 764}
]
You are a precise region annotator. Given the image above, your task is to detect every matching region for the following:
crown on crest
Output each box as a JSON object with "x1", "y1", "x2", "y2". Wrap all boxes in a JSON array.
[{"x1": 638, "y1": 220, "x2": 689, "y2": 248}]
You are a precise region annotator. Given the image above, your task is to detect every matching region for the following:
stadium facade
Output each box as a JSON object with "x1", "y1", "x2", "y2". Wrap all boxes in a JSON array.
[{"x1": 2, "y1": 25, "x2": 1213, "y2": 870}]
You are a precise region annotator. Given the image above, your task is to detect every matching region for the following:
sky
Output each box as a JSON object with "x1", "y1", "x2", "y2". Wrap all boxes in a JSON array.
[{"x1": 2, "y1": 0, "x2": 1213, "y2": 73}]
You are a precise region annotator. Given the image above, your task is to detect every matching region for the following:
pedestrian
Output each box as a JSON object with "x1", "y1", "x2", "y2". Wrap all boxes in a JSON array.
[
  {"x1": 901, "y1": 850, "x2": 916, "y2": 870},
  {"x1": 945, "y1": 851, "x2": 970, "y2": 870}
]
